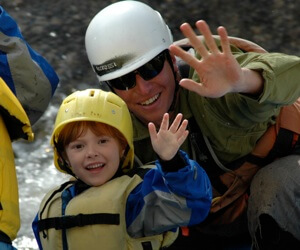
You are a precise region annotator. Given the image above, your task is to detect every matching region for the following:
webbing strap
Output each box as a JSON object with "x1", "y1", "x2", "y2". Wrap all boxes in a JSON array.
[
  {"x1": 126, "y1": 166, "x2": 151, "y2": 179},
  {"x1": 38, "y1": 213, "x2": 120, "y2": 231},
  {"x1": 247, "y1": 128, "x2": 300, "y2": 167},
  {"x1": 0, "y1": 231, "x2": 11, "y2": 244},
  {"x1": 141, "y1": 241, "x2": 153, "y2": 250},
  {"x1": 271, "y1": 128, "x2": 299, "y2": 157},
  {"x1": 188, "y1": 117, "x2": 228, "y2": 194},
  {"x1": 39, "y1": 180, "x2": 75, "y2": 219}
]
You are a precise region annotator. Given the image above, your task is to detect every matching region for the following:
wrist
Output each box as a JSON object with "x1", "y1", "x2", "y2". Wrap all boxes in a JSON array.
[
  {"x1": 158, "y1": 151, "x2": 187, "y2": 172},
  {"x1": 240, "y1": 68, "x2": 264, "y2": 95}
]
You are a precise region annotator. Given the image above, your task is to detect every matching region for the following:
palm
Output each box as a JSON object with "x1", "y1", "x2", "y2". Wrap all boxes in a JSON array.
[
  {"x1": 148, "y1": 113, "x2": 189, "y2": 161},
  {"x1": 169, "y1": 20, "x2": 244, "y2": 98}
]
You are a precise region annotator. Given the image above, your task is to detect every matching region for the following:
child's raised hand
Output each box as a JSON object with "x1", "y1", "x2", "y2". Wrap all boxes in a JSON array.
[{"x1": 148, "y1": 113, "x2": 189, "y2": 161}]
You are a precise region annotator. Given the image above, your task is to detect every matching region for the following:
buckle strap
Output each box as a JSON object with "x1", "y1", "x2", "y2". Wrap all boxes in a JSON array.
[{"x1": 38, "y1": 213, "x2": 120, "y2": 231}]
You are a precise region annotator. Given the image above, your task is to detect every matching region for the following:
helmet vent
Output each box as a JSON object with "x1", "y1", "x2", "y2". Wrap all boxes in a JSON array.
[
  {"x1": 64, "y1": 97, "x2": 75, "y2": 104},
  {"x1": 89, "y1": 90, "x2": 95, "y2": 97}
]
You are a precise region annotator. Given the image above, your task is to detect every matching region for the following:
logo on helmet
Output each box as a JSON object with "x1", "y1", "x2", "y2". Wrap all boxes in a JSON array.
[
  {"x1": 94, "y1": 62, "x2": 118, "y2": 76},
  {"x1": 93, "y1": 54, "x2": 135, "y2": 77}
]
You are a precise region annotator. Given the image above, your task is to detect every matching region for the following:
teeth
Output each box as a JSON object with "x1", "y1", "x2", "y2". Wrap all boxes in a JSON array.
[
  {"x1": 141, "y1": 93, "x2": 159, "y2": 106},
  {"x1": 86, "y1": 163, "x2": 104, "y2": 169}
]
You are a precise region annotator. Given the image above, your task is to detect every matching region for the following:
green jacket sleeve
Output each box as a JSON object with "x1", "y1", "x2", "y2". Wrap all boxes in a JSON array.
[{"x1": 236, "y1": 52, "x2": 300, "y2": 105}]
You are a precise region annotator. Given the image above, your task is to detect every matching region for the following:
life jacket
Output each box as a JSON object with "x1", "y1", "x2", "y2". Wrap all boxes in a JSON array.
[
  {"x1": 174, "y1": 38, "x2": 300, "y2": 227},
  {"x1": 37, "y1": 168, "x2": 178, "y2": 250},
  {"x1": 0, "y1": 78, "x2": 33, "y2": 242}
]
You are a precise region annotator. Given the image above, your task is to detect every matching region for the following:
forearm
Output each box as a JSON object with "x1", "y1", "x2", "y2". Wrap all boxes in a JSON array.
[
  {"x1": 238, "y1": 68, "x2": 264, "y2": 96},
  {"x1": 158, "y1": 151, "x2": 212, "y2": 200},
  {"x1": 237, "y1": 52, "x2": 300, "y2": 104},
  {"x1": 126, "y1": 151, "x2": 212, "y2": 237}
]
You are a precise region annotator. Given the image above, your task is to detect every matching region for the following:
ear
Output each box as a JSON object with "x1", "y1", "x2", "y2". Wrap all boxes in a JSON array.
[
  {"x1": 169, "y1": 52, "x2": 179, "y2": 71},
  {"x1": 58, "y1": 156, "x2": 70, "y2": 169},
  {"x1": 61, "y1": 152, "x2": 70, "y2": 166}
]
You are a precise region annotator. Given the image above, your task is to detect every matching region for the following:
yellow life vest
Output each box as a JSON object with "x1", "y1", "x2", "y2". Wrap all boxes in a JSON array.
[
  {"x1": 0, "y1": 77, "x2": 33, "y2": 241},
  {"x1": 38, "y1": 173, "x2": 178, "y2": 250}
]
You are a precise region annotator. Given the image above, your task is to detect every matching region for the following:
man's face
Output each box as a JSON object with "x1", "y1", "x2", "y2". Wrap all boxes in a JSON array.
[{"x1": 114, "y1": 55, "x2": 177, "y2": 127}]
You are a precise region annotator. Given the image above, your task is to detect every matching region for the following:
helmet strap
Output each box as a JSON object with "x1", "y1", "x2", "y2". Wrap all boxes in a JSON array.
[
  {"x1": 54, "y1": 140, "x2": 76, "y2": 177},
  {"x1": 120, "y1": 144, "x2": 131, "y2": 171},
  {"x1": 166, "y1": 50, "x2": 179, "y2": 113},
  {"x1": 58, "y1": 156, "x2": 76, "y2": 177}
]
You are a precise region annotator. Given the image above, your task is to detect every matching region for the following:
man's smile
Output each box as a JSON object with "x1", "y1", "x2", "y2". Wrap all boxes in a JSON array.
[{"x1": 140, "y1": 93, "x2": 160, "y2": 106}]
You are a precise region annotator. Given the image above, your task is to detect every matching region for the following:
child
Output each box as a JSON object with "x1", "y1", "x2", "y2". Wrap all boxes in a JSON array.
[{"x1": 32, "y1": 89, "x2": 212, "y2": 250}]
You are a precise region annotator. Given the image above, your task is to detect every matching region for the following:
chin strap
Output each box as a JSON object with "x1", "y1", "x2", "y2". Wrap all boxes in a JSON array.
[{"x1": 166, "y1": 50, "x2": 180, "y2": 113}]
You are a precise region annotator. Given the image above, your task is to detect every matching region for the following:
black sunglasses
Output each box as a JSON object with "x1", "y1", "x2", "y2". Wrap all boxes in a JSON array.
[{"x1": 106, "y1": 50, "x2": 168, "y2": 91}]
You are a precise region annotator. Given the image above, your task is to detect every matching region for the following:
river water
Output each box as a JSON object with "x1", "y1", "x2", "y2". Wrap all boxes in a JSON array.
[{"x1": 12, "y1": 100, "x2": 69, "y2": 249}]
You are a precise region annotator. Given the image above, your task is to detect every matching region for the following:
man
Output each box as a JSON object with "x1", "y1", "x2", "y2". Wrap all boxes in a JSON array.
[
  {"x1": 85, "y1": 1, "x2": 300, "y2": 249},
  {"x1": 0, "y1": 6, "x2": 59, "y2": 249}
]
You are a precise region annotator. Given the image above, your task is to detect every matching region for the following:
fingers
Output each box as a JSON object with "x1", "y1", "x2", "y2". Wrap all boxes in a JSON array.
[
  {"x1": 175, "y1": 115, "x2": 188, "y2": 133},
  {"x1": 171, "y1": 20, "x2": 231, "y2": 59},
  {"x1": 179, "y1": 79, "x2": 204, "y2": 94},
  {"x1": 155, "y1": 113, "x2": 189, "y2": 136},
  {"x1": 148, "y1": 122, "x2": 157, "y2": 140},
  {"x1": 174, "y1": 116, "x2": 189, "y2": 146},
  {"x1": 180, "y1": 22, "x2": 210, "y2": 58},
  {"x1": 178, "y1": 129, "x2": 189, "y2": 146},
  {"x1": 217, "y1": 26, "x2": 230, "y2": 55},
  {"x1": 149, "y1": 113, "x2": 189, "y2": 159},
  {"x1": 159, "y1": 113, "x2": 169, "y2": 131},
  {"x1": 169, "y1": 44, "x2": 200, "y2": 70},
  {"x1": 177, "y1": 120, "x2": 189, "y2": 140},
  {"x1": 171, "y1": 114, "x2": 189, "y2": 143},
  {"x1": 195, "y1": 20, "x2": 219, "y2": 54},
  {"x1": 169, "y1": 113, "x2": 183, "y2": 133},
  {"x1": 153, "y1": 113, "x2": 189, "y2": 139}
]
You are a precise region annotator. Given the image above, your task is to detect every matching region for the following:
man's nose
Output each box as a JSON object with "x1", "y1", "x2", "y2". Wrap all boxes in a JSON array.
[{"x1": 134, "y1": 74, "x2": 152, "y2": 94}]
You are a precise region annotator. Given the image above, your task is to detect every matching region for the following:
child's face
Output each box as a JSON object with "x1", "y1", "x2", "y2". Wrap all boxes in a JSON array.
[{"x1": 65, "y1": 128, "x2": 124, "y2": 186}]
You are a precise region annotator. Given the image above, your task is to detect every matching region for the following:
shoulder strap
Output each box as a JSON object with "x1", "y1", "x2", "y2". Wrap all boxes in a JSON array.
[
  {"x1": 188, "y1": 117, "x2": 229, "y2": 194},
  {"x1": 126, "y1": 165, "x2": 153, "y2": 179},
  {"x1": 39, "y1": 180, "x2": 75, "y2": 220},
  {"x1": 247, "y1": 98, "x2": 300, "y2": 166}
]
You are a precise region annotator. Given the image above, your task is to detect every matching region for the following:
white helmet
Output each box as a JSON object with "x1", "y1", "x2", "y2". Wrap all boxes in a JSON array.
[{"x1": 85, "y1": 1, "x2": 173, "y2": 81}]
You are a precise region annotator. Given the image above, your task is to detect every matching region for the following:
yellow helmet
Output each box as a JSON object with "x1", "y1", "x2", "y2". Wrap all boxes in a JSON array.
[{"x1": 51, "y1": 89, "x2": 134, "y2": 174}]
